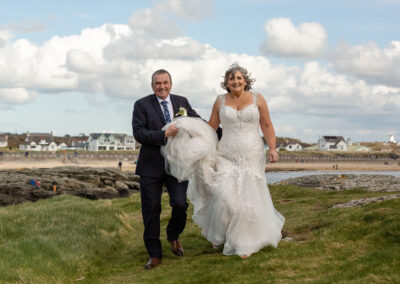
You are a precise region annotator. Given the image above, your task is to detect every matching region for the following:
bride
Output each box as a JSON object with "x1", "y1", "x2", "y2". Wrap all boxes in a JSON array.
[{"x1": 161, "y1": 64, "x2": 285, "y2": 258}]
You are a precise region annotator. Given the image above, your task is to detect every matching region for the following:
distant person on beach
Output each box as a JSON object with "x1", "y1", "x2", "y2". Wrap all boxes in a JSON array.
[
  {"x1": 52, "y1": 181, "x2": 58, "y2": 192},
  {"x1": 30, "y1": 178, "x2": 40, "y2": 189},
  {"x1": 132, "y1": 69, "x2": 202, "y2": 269},
  {"x1": 118, "y1": 160, "x2": 122, "y2": 170}
]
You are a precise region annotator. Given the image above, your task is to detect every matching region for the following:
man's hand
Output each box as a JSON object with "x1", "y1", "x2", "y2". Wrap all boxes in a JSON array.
[
  {"x1": 165, "y1": 124, "x2": 179, "y2": 137},
  {"x1": 269, "y1": 150, "x2": 279, "y2": 163}
]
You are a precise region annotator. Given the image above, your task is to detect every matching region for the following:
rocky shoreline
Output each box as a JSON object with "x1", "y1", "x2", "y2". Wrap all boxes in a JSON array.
[
  {"x1": 276, "y1": 173, "x2": 400, "y2": 208},
  {"x1": 276, "y1": 174, "x2": 400, "y2": 192},
  {"x1": 2, "y1": 168, "x2": 400, "y2": 208},
  {"x1": 0, "y1": 167, "x2": 141, "y2": 207}
]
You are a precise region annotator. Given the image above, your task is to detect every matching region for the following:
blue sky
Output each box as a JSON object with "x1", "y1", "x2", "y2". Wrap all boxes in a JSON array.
[{"x1": 0, "y1": 0, "x2": 399, "y2": 142}]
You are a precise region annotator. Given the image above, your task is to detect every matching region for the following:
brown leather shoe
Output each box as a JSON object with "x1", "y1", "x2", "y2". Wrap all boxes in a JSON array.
[
  {"x1": 144, "y1": 257, "x2": 161, "y2": 269},
  {"x1": 169, "y1": 240, "x2": 184, "y2": 256}
]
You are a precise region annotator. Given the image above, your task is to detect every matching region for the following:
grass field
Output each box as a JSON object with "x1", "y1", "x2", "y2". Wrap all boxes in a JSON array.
[{"x1": 0, "y1": 185, "x2": 399, "y2": 283}]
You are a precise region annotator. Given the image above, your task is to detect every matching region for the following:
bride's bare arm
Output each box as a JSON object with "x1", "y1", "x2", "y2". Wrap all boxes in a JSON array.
[
  {"x1": 257, "y1": 94, "x2": 278, "y2": 162},
  {"x1": 208, "y1": 97, "x2": 221, "y2": 130}
]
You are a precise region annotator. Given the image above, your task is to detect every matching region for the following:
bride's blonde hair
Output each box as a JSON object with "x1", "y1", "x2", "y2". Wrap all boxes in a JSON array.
[{"x1": 220, "y1": 64, "x2": 255, "y2": 93}]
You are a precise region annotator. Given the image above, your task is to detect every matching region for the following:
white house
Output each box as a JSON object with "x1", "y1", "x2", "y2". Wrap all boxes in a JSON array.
[
  {"x1": 88, "y1": 133, "x2": 136, "y2": 151},
  {"x1": 48, "y1": 141, "x2": 58, "y2": 151},
  {"x1": 318, "y1": 136, "x2": 347, "y2": 151},
  {"x1": 389, "y1": 135, "x2": 396, "y2": 143},
  {"x1": 57, "y1": 143, "x2": 68, "y2": 150},
  {"x1": 0, "y1": 134, "x2": 8, "y2": 148},
  {"x1": 71, "y1": 136, "x2": 89, "y2": 147},
  {"x1": 124, "y1": 135, "x2": 136, "y2": 150},
  {"x1": 19, "y1": 132, "x2": 54, "y2": 151}
]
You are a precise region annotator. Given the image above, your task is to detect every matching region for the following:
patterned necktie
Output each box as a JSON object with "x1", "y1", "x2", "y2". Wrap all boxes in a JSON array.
[{"x1": 161, "y1": 101, "x2": 171, "y2": 123}]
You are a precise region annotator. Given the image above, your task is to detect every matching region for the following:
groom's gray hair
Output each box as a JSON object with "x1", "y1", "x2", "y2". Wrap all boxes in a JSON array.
[{"x1": 151, "y1": 69, "x2": 172, "y2": 85}]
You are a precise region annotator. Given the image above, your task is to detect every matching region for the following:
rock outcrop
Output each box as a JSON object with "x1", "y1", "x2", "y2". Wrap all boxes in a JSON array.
[
  {"x1": 276, "y1": 174, "x2": 400, "y2": 192},
  {"x1": 0, "y1": 167, "x2": 140, "y2": 207},
  {"x1": 332, "y1": 194, "x2": 400, "y2": 208}
]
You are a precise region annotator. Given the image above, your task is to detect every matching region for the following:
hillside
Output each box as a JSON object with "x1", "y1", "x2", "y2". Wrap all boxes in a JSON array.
[{"x1": 0, "y1": 183, "x2": 399, "y2": 282}]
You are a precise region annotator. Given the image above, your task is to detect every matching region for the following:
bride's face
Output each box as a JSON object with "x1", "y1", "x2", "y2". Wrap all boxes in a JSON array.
[{"x1": 227, "y1": 71, "x2": 247, "y2": 93}]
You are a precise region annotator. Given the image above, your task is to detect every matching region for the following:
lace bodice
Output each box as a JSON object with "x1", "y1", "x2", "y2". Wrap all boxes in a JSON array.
[{"x1": 217, "y1": 93, "x2": 266, "y2": 178}]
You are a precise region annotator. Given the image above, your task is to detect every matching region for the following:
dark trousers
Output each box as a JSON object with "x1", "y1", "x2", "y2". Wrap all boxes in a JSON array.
[{"x1": 140, "y1": 174, "x2": 188, "y2": 258}]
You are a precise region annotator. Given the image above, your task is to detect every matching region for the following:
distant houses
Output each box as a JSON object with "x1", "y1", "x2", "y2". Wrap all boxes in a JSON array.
[
  {"x1": 315, "y1": 136, "x2": 373, "y2": 151},
  {"x1": 18, "y1": 131, "x2": 136, "y2": 151},
  {"x1": 19, "y1": 132, "x2": 59, "y2": 151},
  {"x1": 88, "y1": 133, "x2": 136, "y2": 151},
  {"x1": 0, "y1": 134, "x2": 8, "y2": 148}
]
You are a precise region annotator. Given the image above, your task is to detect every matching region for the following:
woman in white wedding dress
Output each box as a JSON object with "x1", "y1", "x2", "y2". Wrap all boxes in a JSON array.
[{"x1": 161, "y1": 64, "x2": 285, "y2": 258}]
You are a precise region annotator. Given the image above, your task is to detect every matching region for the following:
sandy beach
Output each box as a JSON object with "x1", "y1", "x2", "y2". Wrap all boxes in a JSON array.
[
  {"x1": 1, "y1": 159, "x2": 399, "y2": 172},
  {"x1": 0, "y1": 160, "x2": 138, "y2": 172}
]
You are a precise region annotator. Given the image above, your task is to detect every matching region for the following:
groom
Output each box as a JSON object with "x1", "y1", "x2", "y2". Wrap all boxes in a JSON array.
[{"x1": 132, "y1": 69, "x2": 200, "y2": 269}]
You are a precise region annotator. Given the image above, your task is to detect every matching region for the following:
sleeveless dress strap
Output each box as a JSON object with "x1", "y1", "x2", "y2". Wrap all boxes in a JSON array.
[
  {"x1": 252, "y1": 92, "x2": 258, "y2": 105},
  {"x1": 217, "y1": 94, "x2": 225, "y2": 108}
]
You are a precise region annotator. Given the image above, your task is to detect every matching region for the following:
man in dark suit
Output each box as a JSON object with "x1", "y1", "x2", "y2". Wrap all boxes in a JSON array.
[{"x1": 132, "y1": 69, "x2": 200, "y2": 269}]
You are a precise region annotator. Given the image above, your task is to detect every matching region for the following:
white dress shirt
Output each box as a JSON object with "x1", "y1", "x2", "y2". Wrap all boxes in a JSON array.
[{"x1": 156, "y1": 94, "x2": 174, "y2": 121}]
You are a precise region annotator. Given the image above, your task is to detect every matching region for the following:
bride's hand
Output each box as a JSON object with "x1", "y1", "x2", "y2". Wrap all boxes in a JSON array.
[{"x1": 269, "y1": 150, "x2": 279, "y2": 163}]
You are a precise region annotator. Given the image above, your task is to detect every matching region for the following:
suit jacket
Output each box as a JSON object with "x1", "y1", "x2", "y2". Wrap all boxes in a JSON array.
[{"x1": 132, "y1": 94, "x2": 200, "y2": 177}]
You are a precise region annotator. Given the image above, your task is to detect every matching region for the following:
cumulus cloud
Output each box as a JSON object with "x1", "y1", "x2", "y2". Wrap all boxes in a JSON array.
[
  {"x1": 260, "y1": 18, "x2": 328, "y2": 58},
  {"x1": 332, "y1": 40, "x2": 400, "y2": 87},
  {"x1": 104, "y1": 36, "x2": 205, "y2": 61},
  {"x1": 128, "y1": 8, "x2": 181, "y2": 39},
  {"x1": 0, "y1": 29, "x2": 15, "y2": 42},
  {"x1": 0, "y1": 88, "x2": 37, "y2": 104},
  {"x1": 128, "y1": 0, "x2": 212, "y2": 39}
]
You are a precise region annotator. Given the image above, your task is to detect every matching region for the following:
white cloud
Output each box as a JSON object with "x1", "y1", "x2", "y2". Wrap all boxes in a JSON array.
[
  {"x1": 156, "y1": 0, "x2": 213, "y2": 21},
  {"x1": 0, "y1": 88, "x2": 37, "y2": 104},
  {"x1": 128, "y1": 0, "x2": 213, "y2": 39},
  {"x1": 9, "y1": 21, "x2": 46, "y2": 32},
  {"x1": 128, "y1": 8, "x2": 181, "y2": 39},
  {"x1": 260, "y1": 18, "x2": 328, "y2": 58},
  {"x1": 0, "y1": 29, "x2": 14, "y2": 42},
  {"x1": 104, "y1": 36, "x2": 205, "y2": 61},
  {"x1": 332, "y1": 40, "x2": 400, "y2": 87}
]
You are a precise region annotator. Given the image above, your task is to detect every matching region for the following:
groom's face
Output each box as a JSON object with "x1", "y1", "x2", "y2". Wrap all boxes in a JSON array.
[{"x1": 152, "y1": 73, "x2": 172, "y2": 100}]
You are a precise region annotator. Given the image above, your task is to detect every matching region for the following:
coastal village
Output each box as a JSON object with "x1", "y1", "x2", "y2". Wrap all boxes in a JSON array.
[
  {"x1": 1, "y1": 132, "x2": 399, "y2": 153},
  {"x1": 0, "y1": 132, "x2": 136, "y2": 152}
]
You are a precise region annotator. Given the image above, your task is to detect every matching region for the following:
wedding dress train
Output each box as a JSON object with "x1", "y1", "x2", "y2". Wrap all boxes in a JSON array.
[{"x1": 161, "y1": 93, "x2": 285, "y2": 256}]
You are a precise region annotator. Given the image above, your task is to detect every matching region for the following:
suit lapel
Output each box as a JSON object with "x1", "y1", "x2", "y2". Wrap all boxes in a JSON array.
[
  {"x1": 170, "y1": 94, "x2": 179, "y2": 119},
  {"x1": 151, "y1": 94, "x2": 166, "y2": 124}
]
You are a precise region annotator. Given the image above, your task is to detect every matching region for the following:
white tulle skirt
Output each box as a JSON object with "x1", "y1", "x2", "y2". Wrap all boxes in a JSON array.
[{"x1": 161, "y1": 117, "x2": 285, "y2": 256}]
